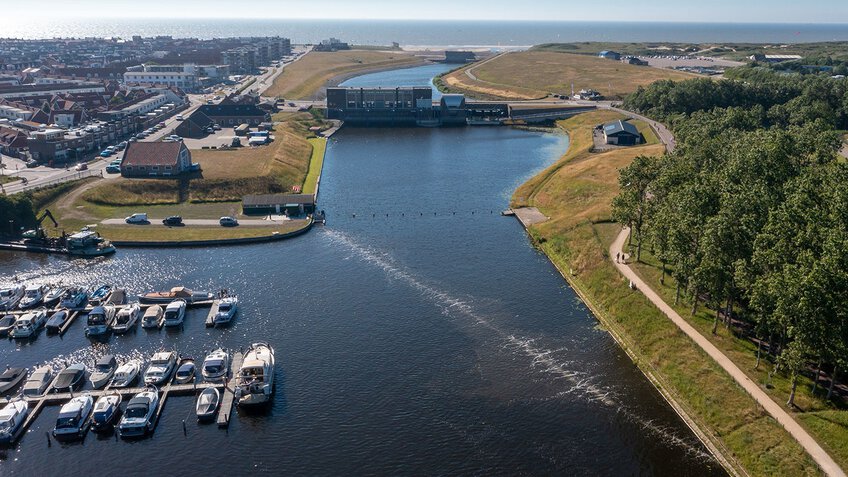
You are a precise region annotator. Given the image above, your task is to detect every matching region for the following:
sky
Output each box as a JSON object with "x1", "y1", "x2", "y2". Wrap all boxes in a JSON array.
[{"x1": 10, "y1": 0, "x2": 848, "y2": 23}]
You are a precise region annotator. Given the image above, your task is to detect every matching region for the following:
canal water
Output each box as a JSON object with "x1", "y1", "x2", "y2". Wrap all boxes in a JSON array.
[
  {"x1": 340, "y1": 62, "x2": 456, "y2": 99},
  {"x1": 0, "y1": 66, "x2": 725, "y2": 476}
]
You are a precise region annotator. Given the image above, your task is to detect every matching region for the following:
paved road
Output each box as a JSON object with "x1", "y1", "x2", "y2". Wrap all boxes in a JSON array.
[
  {"x1": 101, "y1": 218, "x2": 295, "y2": 227},
  {"x1": 611, "y1": 228, "x2": 845, "y2": 477}
]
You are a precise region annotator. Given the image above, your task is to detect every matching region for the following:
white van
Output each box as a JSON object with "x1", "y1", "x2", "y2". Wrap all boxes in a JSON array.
[{"x1": 125, "y1": 213, "x2": 148, "y2": 224}]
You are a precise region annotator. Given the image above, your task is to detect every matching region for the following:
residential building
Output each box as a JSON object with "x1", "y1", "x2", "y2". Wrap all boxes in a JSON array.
[
  {"x1": 0, "y1": 125, "x2": 28, "y2": 157},
  {"x1": 192, "y1": 104, "x2": 269, "y2": 127},
  {"x1": 121, "y1": 141, "x2": 191, "y2": 177}
]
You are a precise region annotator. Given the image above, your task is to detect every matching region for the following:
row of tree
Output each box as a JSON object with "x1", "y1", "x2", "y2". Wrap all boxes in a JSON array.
[
  {"x1": 0, "y1": 195, "x2": 36, "y2": 237},
  {"x1": 615, "y1": 74, "x2": 848, "y2": 406}
]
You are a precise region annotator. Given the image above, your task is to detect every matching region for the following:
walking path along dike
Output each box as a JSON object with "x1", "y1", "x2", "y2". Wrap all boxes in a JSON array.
[{"x1": 601, "y1": 111, "x2": 844, "y2": 476}]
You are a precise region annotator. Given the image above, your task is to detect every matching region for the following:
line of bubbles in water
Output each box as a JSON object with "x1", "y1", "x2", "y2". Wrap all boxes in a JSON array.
[{"x1": 322, "y1": 228, "x2": 714, "y2": 463}]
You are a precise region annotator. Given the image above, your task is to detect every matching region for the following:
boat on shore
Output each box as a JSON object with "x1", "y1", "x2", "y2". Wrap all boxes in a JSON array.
[
  {"x1": 139, "y1": 287, "x2": 213, "y2": 305},
  {"x1": 234, "y1": 342, "x2": 275, "y2": 406}
]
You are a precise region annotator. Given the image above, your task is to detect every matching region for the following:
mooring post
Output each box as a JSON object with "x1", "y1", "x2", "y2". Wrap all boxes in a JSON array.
[
  {"x1": 182, "y1": 419, "x2": 186, "y2": 436},
  {"x1": 46, "y1": 432, "x2": 51, "y2": 447}
]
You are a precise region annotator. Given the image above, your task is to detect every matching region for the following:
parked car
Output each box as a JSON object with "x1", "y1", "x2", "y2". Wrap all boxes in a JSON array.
[
  {"x1": 125, "y1": 213, "x2": 148, "y2": 224},
  {"x1": 206, "y1": 127, "x2": 215, "y2": 134},
  {"x1": 74, "y1": 163, "x2": 88, "y2": 171},
  {"x1": 175, "y1": 115, "x2": 184, "y2": 121},
  {"x1": 219, "y1": 216, "x2": 239, "y2": 227},
  {"x1": 25, "y1": 159, "x2": 38, "y2": 168},
  {"x1": 105, "y1": 165, "x2": 121, "y2": 174},
  {"x1": 213, "y1": 124, "x2": 221, "y2": 130},
  {"x1": 109, "y1": 159, "x2": 122, "y2": 166},
  {"x1": 162, "y1": 216, "x2": 183, "y2": 226},
  {"x1": 168, "y1": 135, "x2": 182, "y2": 142},
  {"x1": 99, "y1": 150, "x2": 112, "y2": 158}
]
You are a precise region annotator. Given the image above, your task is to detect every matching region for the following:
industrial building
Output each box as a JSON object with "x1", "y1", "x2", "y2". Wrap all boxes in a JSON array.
[
  {"x1": 326, "y1": 87, "x2": 437, "y2": 126},
  {"x1": 602, "y1": 120, "x2": 642, "y2": 145}
]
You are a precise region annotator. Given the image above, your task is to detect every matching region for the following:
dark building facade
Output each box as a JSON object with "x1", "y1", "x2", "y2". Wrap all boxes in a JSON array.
[{"x1": 326, "y1": 87, "x2": 437, "y2": 126}]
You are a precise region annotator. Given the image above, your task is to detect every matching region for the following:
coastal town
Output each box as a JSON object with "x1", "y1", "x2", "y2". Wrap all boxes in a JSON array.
[{"x1": 1, "y1": 4, "x2": 848, "y2": 476}]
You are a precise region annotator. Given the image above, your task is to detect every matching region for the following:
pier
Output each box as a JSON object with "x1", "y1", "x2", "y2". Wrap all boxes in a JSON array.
[
  {"x1": 204, "y1": 300, "x2": 220, "y2": 327},
  {"x1": 217, "y1": 352, "x2": 243, "y2": 427}
]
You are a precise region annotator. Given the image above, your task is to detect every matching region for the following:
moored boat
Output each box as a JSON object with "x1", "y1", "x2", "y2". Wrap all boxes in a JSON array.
[
  {"x1": 110, "y1": 360, "x2": 141, "y2": 388},
  {"x1": 85, "y1": 305, "x2": 115, "y2": 336},
  {"x1": 174, "y1": 358, "x2": 196, "y2": 384},
  {"x1": 45, "y1": 309, "x2": 71, "y2": 333},
  {"x1": 112, "y1": 304, "x2": 140, "y2": 334},
  {"x1": 118, "y1": 386, "x2": 158, "y2": 438},
  {"x1": 0, "y1": 367, "x2": 27, "y2": 395},
  {"x1": 43, "y1": 286, "x2": 66, "y2": 308},
  {"x1": 139, "y1": 286, "x2": 213, "y2": 305},
  {"x1": 18, "y1": 285, "x2": 45, "y2": 310},
  {"x1": 163, "y1": 299, "x2": 186, "y2": 327},
  {"x1": 0, "y1": 285, "x2": 24, "y2": 311},
  {"x1": 52, "y1": 363, "x2": 86, "y2": 392},
  {"x1": 143, "y1": 351, "x2": 176, "y2": 386},
  {"x1": 91, "y1": 393, "x2": 122, "y2": 431},
  {"x1": 88, "y1": 284, "x2": 112, "y2": 306},
  {"x1": 59, "y1": 287, "x2": 88, "y2": 309},
  {"x1": 66, "y1": 230, "x2": 116, "y2": 257},
  {"x1": 195, "y1": 387, "x2": 220, "y2": 421},
  {"x1": 89, "y1": 355, "x2": 117, "y2": 389},
  {"x1": 234, "y1": 342, "x2": 275, "y2": 406},
  {"x1": 0, "y1": 400, "x2": 28, "y2": 444},
  {"x1": 213, "y1": 296, "x2": 238, "y2": 327},
  {"x1": 23, "y1": 366, "x2": 52, "y2": 397},
  {"x1": 53, "y1": 394, "x2": 93, "y2": 440},
  {"x1": 0, "y1": 314, "x2": 16, "y2": 337},
  {"x1": 141, "y1": 305, "x2": 164, "y2": 329},
  {"x1": 9, "y1": 309, "x2": 47, "y2": 339},
  {"x1": 201, "y1": 349, "x2": 229, "y2": 381}
]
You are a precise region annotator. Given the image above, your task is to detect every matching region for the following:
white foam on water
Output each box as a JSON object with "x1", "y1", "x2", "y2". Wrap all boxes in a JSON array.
[{"x1": 323, "y1": 229, "x2": 713, "y2": 462}]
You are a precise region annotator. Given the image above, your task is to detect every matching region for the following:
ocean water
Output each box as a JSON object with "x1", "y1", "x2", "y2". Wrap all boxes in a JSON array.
[{"x1": 3, "y1": 19, "x2": 847, "y2": 45}]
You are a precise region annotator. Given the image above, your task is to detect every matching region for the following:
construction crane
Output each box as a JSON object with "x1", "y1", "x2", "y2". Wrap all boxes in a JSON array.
[{"x1": 22, "y1": 209, "x2": 59, "y2": 242}]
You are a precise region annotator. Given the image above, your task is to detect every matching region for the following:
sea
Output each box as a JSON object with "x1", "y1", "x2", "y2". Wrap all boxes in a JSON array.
[{"x1": 3, "y1": 19, "x2": 848, "y2": 45}]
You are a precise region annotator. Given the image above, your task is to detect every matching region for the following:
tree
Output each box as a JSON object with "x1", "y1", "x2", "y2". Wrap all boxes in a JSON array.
[{"x1": 612, "y1": 155, "x2": 658, "y2": 262}]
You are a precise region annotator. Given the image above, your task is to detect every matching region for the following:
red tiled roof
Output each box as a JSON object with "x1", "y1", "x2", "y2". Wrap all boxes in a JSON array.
[{"x1": 122, "y1": 141, "x2": 185, "y2": 168}]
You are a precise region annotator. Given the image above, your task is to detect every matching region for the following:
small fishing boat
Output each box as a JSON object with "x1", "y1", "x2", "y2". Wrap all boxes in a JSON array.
[
  {"x1": 163, "y1": 299, "x2": 186, "y2": 327},
  {"x1": 195, "y1": 387, "x2": 220, "y2": 421},
  {"x1": 43, "y1": 286, "x2": 66, "y2": 308},
  {"x1": 0, "y1": 285, "x2": 24, "y2": 311},
  {"x1": 0, "y1": 367, "x2": 27, "y2": 395},
  {"x1": 91, "y1": 393, "x2": 122, "y2": 431},
  {"x1": 85, "y1": 305, "x2": 115, "y2": 337},
  {"x1": 118, "y1": 386, "x2": 159, "y2": 437},
  {"x1": 0, "y1": 314, "x2": 16, "y2": 337},
  {"x1": 59, "y1": 287, "x2": 88, "y2": 310},
  {"x1": 52, "y1": 363, "x2": 86, "y2": 392},
  {"x1": 53, "y1": 394, "x2": 93, "y2": 440},
  {"x1": 45, "y1": 309, "x2": 71, "y2": 333},
  {"x1": 235, "y1": 342, "x2": 275, "y2": 406},
  {"x1": 89, "y1": 355, "x2": 117, "y2": 389},
  {"x1": 9, "y1": 309, "x2": 47, "y2": 339},
  {"x1": 88, "y1": 285, "x2": 112, "y2": 306},
  {"x1": 112, "y1": 304, "x2": 140, "y2": 334},
  {"x1": 0, "y1": 400, "x2": 28, "y2": 444},
  {"x1": 174, "y1": 358, "x2": 196, "y2": 384},
  {"x1": 141, "y1": 305, "x2": 164, "y2": 329},
  {"x1": 111, "y1": 360, "x2": 141, "y2": 388},
  {"x1": 23, "y1": 365, "x2": 52, "y2": 397},
  {"x1": 201, "y1": 349, "x2": 229, "y2": 381},
  {"x1": 139, "y1": 286, "x2": 213, "y2": 305},
  {"x1": 18, "y1": 285, "x2": 45, "y2": 310},
  {"x1": 213, "y1": 296, "x2": 238, "y2": 327},
  {"x1": 143, "y1": 351, "x2": 176, "y2": 386}
]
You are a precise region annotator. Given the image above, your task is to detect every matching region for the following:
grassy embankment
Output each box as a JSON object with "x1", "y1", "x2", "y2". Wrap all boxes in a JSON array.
[
  {"x1": 0, "y1": 175, "x2": 18, "y2": 185},
  {"x1": 43, "y1": 113, "x2": 327, "y2": 242},
  {"x1": 438, "y1": 50, "x2": 697, "y2": 101},
  {"x1": 514, "y1": 110, "x2": 820, "y2": 476},
  {"x1": 531, "y1": 42, "x2": 848, "y2": 62},
  {"x1": 264, "y1": 50, "x2": 424, "y2": 100}
]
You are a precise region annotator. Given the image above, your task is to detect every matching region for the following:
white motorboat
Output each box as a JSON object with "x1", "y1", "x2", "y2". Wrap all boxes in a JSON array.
[
  {"x1": 163, "y1": 299, "x2": 186, "y2": 327},
  {"x1": 112, "y1": 304, "x2": 140, "y2": 334},
  {"x1": 201, "y1": 349, "x2": 229, "y2": 381},
  {"x1": 91, "y1": 393, "x2": 122, "y2": 431},
  {"x1": 195, "y1": 387, "x2": 220, "y2": 421},
  {"x1": 23, "y1": 365, "x2": 53, "y2": 397},
  {"x1": 141, "y1": 305, "x2": 164, "y2": 329},
  {"x1": 0, "y1": 400, "x2": 28, "y2": 444},
  {"x1": 59, "y1": 287, "x2": 88, "y2": 310},
  {"x1": 213, "y1": 297, "x2": 238, "y2": 327},
  {"x1": 111, "y1": 360, "x2": 141, "y2": 388},
  {"x1": 0, "y1": 314, "x2": 16, "y2": 337},
  {"x1": 9, "y1": 309, "x2": 47, "y2": 339},
  {"x1": 53, "y1": 394, "x2": 93, "y2": 439},
  {"x1": 143, "y1": 351, "x2": 177, "y2": 386},
  {"x1": 18, "y1": 285, "x2": 45, "y2": 310},
  {"x1": 235, "y1": 342, "x2": 275, "y2": 406},
  {"x1": 43, "y1": 286, "x2": 66, "y2": 308},
  {"x1": 174, "y1": 358, "x2": 196, "y2": 384},
  {"x1": 90, "y1": 355, "x2": 117, "y2": 389},
  {"x1": 85, "y1": 305, "x2": 116, "y2": 336},
  {"x1": 118, "y1": 386, "x2": 159, "y2": 437},
  {"x1": 0, "y1": 285, "x2": 24, "y2": 311}
]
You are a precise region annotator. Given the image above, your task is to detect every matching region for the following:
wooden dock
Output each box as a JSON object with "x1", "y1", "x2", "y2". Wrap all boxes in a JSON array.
[
  {"x1": 56, "y1": 310, "x2": 81, "y2": 336},
  {"x1": 204, "y1": 300, "x2": 220, "y2": 327},
  {"x1": 217, "y1": 352, "x2": 243, "y2": 427}
]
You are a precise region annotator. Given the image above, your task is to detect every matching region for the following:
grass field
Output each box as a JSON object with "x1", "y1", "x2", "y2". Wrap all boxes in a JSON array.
[
  {"x1": 265, "y1": 50, "x2": 424, "y2": 100},
  {"x1": 441, "y1": 51, "x2": 697, "y2": 101},
  {"x1": 516, "y1": 110, "x2": 821, "y2": 476},
  {"x1": 303, "y1": 137, "x2": 326, "y2": 194},
  {"x1": 96, "y1": 220, "x2": 308, "y2": 242}
]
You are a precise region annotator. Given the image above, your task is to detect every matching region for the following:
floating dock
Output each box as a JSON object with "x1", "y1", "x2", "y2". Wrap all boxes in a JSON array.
[
  {"x1": 204, "y1": 300, "x2": 221, "y2": 327},
  {"x1": 217, "y1": 352, "x2": 243, "y2": 427}
]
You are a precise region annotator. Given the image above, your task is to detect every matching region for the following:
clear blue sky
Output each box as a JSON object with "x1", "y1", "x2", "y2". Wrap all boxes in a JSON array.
[{"x1": 13, "y1": 0, "x2": 848, "y2": 23}]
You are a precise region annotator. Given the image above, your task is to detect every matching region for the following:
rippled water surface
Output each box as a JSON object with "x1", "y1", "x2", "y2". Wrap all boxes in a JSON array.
[{"x1": 0, "y1": 66, "x2": 725, "y2": 476}]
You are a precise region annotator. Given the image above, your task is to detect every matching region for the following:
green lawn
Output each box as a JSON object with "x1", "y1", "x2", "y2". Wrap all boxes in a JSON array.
[{"x1": 302, "y1": 137, "x2": 326, "y2": 194}]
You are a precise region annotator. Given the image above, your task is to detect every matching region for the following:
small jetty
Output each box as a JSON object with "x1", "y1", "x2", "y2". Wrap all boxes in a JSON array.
[
  {"x1": 204, "y1": 300, "x2": 220, "y2": 328},
  {"x1": 217, "y1": 352, "x2": 244, "y2": 427}
]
